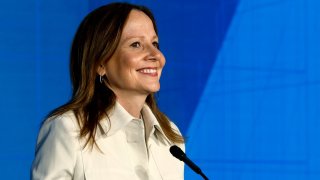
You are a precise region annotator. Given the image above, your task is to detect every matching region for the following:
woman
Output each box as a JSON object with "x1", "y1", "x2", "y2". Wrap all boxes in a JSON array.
[{"x1": 31, "y1": 2, "x2": 185, "y2": 180}]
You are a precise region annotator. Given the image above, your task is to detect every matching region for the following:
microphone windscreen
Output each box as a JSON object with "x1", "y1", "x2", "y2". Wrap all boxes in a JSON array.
[{"x1": 170, "y1": 145, "x2": 184, "y2": 160}]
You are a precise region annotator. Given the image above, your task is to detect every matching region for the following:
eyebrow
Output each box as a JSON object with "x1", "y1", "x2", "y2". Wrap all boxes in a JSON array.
[{"x1": 121, "y1": 35, "x2": 159, "y2": 43}]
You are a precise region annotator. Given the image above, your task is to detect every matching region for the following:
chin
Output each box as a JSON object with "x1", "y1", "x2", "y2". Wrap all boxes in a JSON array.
[
  {"x1": 146, "y1": 84, "x2": 160, "y2": 93},
  {"x1": 148, "y1": 88, "x2": 160, "y2": 93}
]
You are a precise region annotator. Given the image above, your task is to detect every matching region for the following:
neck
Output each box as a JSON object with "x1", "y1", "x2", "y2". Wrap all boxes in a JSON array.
[{"x1": 115, "y1": 93, "x2": 148, "y2": 119}]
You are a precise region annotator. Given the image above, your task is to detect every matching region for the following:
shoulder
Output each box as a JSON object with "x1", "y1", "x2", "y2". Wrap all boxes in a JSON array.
[
  {"x1": 168, "y1": 120, "x2": 185, "y2": 150},
  {"x1": 41, "y1": 111, "x2": 77, "y2": 130},
  {"x1": 32, "y1": 111, "x2": 82, "y2": 179},
  {"x1": 36, "y1": 111, "x2": 80, "y2": 150},
  {"x1": 169, "y1": 121, "x2": 181, "y2": 132},
  {"x1": 46, "y1": 110, "x2": 77, "y2": 125},
  {"x1": 42, "y1": 111, "x2": 78, "y2": 133},
  {"x1": 166, "y1": 117, "x2": 183, "y2": 139}
]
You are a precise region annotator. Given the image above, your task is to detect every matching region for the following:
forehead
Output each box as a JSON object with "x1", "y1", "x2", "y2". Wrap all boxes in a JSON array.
[{"x1": 120, "y1": 9, "x2": 156, "y2": 37}]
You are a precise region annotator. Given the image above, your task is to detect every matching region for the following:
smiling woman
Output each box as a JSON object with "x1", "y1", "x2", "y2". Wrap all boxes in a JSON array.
[
  {"x1": 31, "y1": 2, "x2": 184, "y2": 180},
  {"x1": 99, "y1": 10, "x2": 166, "y2": 117}
]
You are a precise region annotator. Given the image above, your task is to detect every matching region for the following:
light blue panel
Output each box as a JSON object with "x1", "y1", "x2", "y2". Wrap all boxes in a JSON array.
[{"x1": 186, "y1": 0, "x2": 320, "y2": 179}]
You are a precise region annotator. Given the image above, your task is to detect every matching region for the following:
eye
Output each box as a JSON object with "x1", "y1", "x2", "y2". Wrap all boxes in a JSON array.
[
  {"x1": 152, "y1": 41, "x2": 160, "y2": 49},
  {"x1": 130, "y1": 42, "x2": 141, "y2": 48}
]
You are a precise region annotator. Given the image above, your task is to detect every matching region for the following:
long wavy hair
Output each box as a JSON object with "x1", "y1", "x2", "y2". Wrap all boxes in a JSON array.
[{"x1": 47, "y1": 2, "x2": 184, "y2": 148}]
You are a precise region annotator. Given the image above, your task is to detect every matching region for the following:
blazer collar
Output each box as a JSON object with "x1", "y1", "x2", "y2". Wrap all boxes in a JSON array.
[
  {"x1": 140, "y1": 104, "x2": 171, "y2": 145},
  {"x1": 97, "y1": 101, "x2": 171, "y2": 144}
]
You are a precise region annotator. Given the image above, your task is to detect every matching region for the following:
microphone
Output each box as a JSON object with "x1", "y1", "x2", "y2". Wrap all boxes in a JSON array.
[{"x1": 170, "y1": 145, "x2": 209, "y2": 180}]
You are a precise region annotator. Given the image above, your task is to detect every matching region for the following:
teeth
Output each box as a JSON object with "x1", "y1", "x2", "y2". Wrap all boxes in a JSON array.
[{"x1": 139, "y1": 69, "x2": 157, "y2": 74}]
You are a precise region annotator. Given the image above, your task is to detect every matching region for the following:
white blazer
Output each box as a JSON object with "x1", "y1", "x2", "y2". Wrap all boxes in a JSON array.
[{"x1": 31, "y1": 102, "x2": 185, "y2": 180}]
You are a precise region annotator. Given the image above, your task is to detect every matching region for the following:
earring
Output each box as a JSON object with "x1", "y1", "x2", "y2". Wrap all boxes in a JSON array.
[{"x1": 100, "y1": 75, "x2": 103, "y2": 84}]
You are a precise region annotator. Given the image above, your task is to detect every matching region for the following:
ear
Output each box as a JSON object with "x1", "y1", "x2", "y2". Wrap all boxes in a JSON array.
[{"x1": 97, "y1": 64, "x2": 106, "y2": 76}]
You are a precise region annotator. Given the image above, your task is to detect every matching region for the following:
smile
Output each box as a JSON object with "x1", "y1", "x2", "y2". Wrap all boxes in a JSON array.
[{"x1": 137, "y1": 68, "x2": 158, "y2": 76}]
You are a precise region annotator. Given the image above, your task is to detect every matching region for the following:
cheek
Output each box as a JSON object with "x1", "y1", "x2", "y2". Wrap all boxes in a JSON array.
[
  {"x1": 157, "y1": 50, "x2": 165, "y2": 66},
  {"x1": 116, "y1": 53, "x2": 136, "y2": 69},
  {"x1": 158, "y1": 56, "x2": 166, "y2": 77},
  {"x1": 105, "y1": 55, "x2": 131, "y2": 81},
  {"x1": 160, "y1": 55, "x2": 166, "y2": 68}
]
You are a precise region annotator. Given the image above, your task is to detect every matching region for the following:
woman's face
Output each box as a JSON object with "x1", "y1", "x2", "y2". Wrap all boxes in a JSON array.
[{"x1": 101, "y1": 10, "x2": 165, "y2": 97}]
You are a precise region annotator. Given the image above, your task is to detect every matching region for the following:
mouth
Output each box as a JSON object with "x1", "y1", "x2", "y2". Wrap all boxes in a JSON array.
[{"x1": 137, "y1": 67, "x2": 158, "y2": 77}]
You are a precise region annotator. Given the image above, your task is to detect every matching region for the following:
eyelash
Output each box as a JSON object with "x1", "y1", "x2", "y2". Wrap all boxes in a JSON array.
[
  {"x1": 130, "y1": 42, "x2": 141, "y2": 48},
  {"x1": 153, "y1": 42, "x2": 160, "y2": 49},
  {"x1": 130, "y1": 41, "x2": 160, "y2": 49}
]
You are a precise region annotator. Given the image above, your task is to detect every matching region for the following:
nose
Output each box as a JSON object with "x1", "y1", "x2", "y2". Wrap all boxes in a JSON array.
[{"x1": 145, "y1": 44, "x2": 161, "y2": 61}]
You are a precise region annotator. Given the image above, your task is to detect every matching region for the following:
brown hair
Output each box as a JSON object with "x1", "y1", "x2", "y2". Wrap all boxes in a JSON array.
[{"x1": 48, "y1": 2, "x2": 184, "y2": 148}]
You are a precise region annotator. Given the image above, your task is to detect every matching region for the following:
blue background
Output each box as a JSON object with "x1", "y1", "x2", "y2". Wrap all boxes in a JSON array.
[{"x1": 0, "y1": 0, "x2": 319, "y2": 179}]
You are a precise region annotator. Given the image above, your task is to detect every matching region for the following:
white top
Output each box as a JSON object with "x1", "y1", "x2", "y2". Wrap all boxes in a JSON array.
[{"x1": 31, "y1": 102, "x2": 184, "y2": 180}]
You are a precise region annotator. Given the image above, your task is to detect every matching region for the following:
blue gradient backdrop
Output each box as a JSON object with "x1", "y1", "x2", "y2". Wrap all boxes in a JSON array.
[{"x1": 0, "y1": 0, "x2": 319, "y2": 179}]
